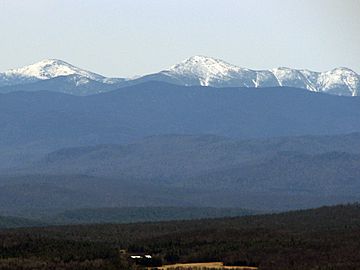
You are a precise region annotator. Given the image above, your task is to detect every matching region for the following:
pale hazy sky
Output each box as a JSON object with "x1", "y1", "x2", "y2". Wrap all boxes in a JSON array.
[{"x1": 0, "y1": 0, "x2": 359, "y2": 77}]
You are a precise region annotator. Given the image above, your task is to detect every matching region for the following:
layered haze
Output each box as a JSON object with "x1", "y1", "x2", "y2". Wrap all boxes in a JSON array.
[
  {"x1": 1, "y1": 0, "x2": 360, "y2": 226},
  {"x1": 0, "y1": 81, "x2": 360, "y2": 217}
]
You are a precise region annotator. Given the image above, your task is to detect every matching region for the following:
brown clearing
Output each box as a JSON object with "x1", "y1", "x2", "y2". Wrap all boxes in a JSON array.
[{"x1": 154, "y1": 262, "x2": 257, "y2": 269}]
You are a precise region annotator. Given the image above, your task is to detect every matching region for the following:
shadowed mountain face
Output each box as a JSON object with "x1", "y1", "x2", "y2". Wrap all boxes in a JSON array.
[{"x1": 1, "y1": 82, "x2": 360, "y2": 169}]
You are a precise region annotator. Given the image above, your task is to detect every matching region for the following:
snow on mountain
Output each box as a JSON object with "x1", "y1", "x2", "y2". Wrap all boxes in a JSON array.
[
  {"x1": 270, "y1": 67, "x2": 315, "y2": 91},
  {"x1": 0, "y1": 56, "x2": 358, "y2": 96},
  {"x1": 6, "y1": 59, "x2": 104, "y2": 80},
  {"x1": 316, "y1": 68, "x2": 360, "y2": 96},
  {"x1": 161, "y1": 55, "x2": 244, "y2": 86},
  {"x1": 0, "y1": 59, "x2": 105, "y2": 87},
  {"x1": 157, "y1": 56, "x2": 360, "y2": 96}
]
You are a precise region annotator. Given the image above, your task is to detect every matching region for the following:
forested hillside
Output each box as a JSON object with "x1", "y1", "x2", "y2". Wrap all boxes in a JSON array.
[{"x1": 1, "y1": 203, "x2": 359, "y2": 269}]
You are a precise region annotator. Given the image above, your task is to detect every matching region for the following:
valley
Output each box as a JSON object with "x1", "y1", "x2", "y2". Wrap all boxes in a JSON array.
[{"x1": 2, "y1": 1, "x2": 359, "y2": 269}]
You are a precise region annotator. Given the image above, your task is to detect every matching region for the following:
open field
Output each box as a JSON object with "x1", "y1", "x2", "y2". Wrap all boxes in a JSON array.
[{"x1": 155, "y1": 262, "x2": 257, "y2": 269}]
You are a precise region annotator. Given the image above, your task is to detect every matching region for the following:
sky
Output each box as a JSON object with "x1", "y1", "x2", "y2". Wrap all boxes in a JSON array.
[{"x1": 0, "y1": 0, "x2": 359, "y2": 77}]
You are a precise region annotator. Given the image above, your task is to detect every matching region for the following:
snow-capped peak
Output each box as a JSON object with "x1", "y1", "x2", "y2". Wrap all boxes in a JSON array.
[
  {"x1": 0, "y1": 56, "x2": 359, "y2": 97},
  {"x1": 158, "y1": 56, "x2": 360, "y2": 96},
  {"x1": 169, "y1": 55, "x2": 241, "y2": 73},
  {"x1": 3, "y1": 59, "x2": 104, "y2": 81},
  {"x1": 317, "y1": 67, "x2": 359, "y2": 96},
  {"x1": 163, "y1": 55, "x2": 244, "y2": 86}
]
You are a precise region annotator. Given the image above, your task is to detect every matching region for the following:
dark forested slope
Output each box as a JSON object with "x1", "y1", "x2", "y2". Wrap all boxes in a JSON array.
[{"x1": 1, "y1": 203, "x2": 360, "y2": 269}]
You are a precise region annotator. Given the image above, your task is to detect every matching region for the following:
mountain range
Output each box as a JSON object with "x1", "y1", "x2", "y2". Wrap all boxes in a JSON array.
[
  {"x1": 1, "y1": 57, "x2": 360, "y2": 217},
  {"x1": 1, "y1": 82, "x2": 360, "y2": 169},
  {"x1": 2, "y1": 133, "x2": 360, "y2": 216},
  {"x1": 0, "y1": 56, "x2": 359, "y2": 96},
  {"x1": 0, "y1": 80, "x2": 359, "y2": 213}
]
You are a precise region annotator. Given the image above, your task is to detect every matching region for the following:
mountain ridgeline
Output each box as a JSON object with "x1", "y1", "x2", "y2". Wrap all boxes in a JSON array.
[
  {"x1": 0, "y1": 215, "x2": 44, "y2": 229},
  {"x1": 0, "y1": 56, "x2": 359, "y2": 96},
  {"x1": 0, "y1": 207, "x2": 255, "y2": 228},
  {"x1": 1, "y1": 132, "x2": 360, "y2": 216},
  {"x1": 0, "y1": 61, "x2": 359, "y2": 218},
  {"x1": 1, "y1": 82, "x2": 360, "y2": 170}
]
